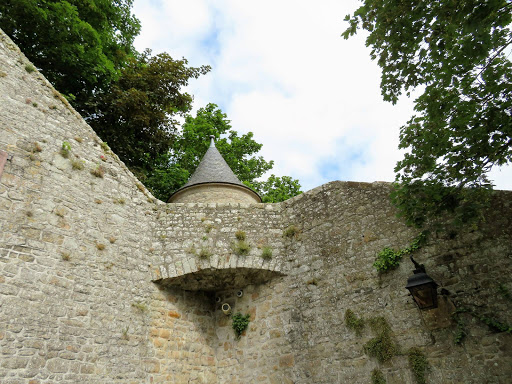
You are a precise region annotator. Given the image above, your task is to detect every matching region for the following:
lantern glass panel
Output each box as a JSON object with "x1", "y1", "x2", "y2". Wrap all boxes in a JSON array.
[{"x1": 409, "y1": 283, "x2": 437, "y2": 309}]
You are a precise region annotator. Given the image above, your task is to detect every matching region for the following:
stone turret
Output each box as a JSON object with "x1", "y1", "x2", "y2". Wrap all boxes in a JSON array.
[{"x1": 168, "y1": 135, "x2": 262, "y2": 203}]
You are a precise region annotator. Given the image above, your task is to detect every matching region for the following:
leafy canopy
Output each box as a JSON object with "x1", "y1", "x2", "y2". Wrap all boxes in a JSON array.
[
  {"x1": 344, "y1": 0, "x2": 512, "y2": 228},
  {"x1": 0, "y1": 0, "x2": 140, "y2": 105},
  {"x1": 86, "y1": 50, "x2": 210, "y2": 177},
  {"x1": 144, "y1": 103, "x2": 302, "y2": 202}
]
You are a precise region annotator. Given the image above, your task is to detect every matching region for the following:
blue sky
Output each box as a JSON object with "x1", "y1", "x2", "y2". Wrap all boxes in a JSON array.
[{"x1": 132, "y1": 0, "x2": 512, "y2": 192}]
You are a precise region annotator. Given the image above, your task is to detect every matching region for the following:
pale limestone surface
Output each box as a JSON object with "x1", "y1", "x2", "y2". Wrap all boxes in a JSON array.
[
  {"x1": 1, "y1": 29, "x2": 512, "y2": 384},
  {"x1": 169, "y1": 183, "x2": 260, "y2": 204}
]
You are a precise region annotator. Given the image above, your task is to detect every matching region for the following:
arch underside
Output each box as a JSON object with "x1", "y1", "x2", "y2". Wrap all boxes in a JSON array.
[{"x1": 154, "y1": 267, "x2": 284, "y2": 291}]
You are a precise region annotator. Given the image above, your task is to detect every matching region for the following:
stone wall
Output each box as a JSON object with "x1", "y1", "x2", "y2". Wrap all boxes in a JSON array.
[
  {"x1": 0, "y1": 30, "x2": 216, "y2": 383},
  {"x1": 169, "y1": 184, "x2": 261, "y2": 204},
  {"x1": 1, "y1": 29, "x2": 512, "y2": 384}
]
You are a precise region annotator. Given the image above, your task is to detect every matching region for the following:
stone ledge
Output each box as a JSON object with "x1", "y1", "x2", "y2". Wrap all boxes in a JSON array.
[{"x1": 153, "y1": 267, "x2": 285, "y2": 291}]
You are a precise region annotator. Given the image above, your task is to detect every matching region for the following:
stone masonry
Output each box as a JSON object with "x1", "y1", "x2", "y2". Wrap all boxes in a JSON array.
[{"x1": 1, "y1": 29, "x2": 512, "y2": 383}]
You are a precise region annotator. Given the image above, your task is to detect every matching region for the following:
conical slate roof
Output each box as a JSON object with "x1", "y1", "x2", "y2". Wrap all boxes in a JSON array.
[{"x1": 168, "y1": 136, "x2": 261, "y2": 202}]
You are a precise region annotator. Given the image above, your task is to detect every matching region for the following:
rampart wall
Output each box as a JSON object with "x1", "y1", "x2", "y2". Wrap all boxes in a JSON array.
[{"x1": 1, "y1": 29, "x2": 511, "y2": 384}]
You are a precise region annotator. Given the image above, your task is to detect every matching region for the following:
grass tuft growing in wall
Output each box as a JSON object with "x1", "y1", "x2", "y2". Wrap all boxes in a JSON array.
[
  {"x1": 408, "y1": 347, "x2": 429, "y2": 384},
  {"x1": 24, "y1": 64, "x2": 35, "y2": 73},
  {"x1": 235, "y1": 230, "x2": 246, "y2": 241},
  {"x1": 233, "y1": 240, "x2": 250, "y2": 256},
  {"x1": 363, "y1": 317, "x2": 399, "y2": 363},
  {"x1": 90, "y1": 164, "x2": 105, "y2": 178},
  {"x1": 371, "y1": 369, "x2": 387, "y2": 384},
  {"x1": 71, "y1": 159, "x2": 84, "y2": 170},
  {"x1": 199, "y1": 247, "x2": 211, "y2": 259},
  {"x1": 345, "y1": 309, "x2": 365, "y2": 336},
  {"x1": 283, "y1": 225, "x2": 299, "y2": 238},
  {"x1": 261, "y1": 246, "x2": 272, "y2": 260}
]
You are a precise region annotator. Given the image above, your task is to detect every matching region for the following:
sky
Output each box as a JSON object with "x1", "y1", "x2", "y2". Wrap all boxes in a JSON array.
[{"x1": 132, "y1": 0, "x2": 512, "y2": 193}]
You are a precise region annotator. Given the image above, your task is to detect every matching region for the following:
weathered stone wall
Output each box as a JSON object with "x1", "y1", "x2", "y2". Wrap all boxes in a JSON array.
[
  {"x1": 169, "y1": 184, "x2": 261, "y2": 204},
  {"x1": 1, "y1": 28, "x2": 512, "y2": 384},
  {"x1": 0, "y1": 30, "x2": 217, "y2": 383}
]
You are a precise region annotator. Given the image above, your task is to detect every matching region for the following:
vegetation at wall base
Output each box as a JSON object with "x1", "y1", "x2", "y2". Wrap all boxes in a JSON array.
[{"x1": 343, "y1": 0, "x2": 512, "y2": 230}]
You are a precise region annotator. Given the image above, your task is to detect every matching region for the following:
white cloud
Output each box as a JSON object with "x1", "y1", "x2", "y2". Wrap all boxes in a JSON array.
[{"x1": 132, "y1": 0, "x2": 511, "y2": 193}]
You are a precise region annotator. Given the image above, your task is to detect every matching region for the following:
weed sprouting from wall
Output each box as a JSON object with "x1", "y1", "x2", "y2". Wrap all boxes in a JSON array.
[
  {"x1": 408, "y1": 347, "x2": 429, "y2": 384},
  {"x1": 345, "y1": 309, "x2": 365, "y2": 336},
  {"x1": 24, "y1": 64, "x2": 35, "y2": 73},
  {"x1": 199, "y1": 247, "x2": 211, "y2": 259},
  {"x1": 233, "y1": 240, "x2": 250, "y2": 256},
  {"x1": 283, "y1": 225, "x2": 299, "y2": 238},
  {"x1": 235, "y1": 230, "x2": 246, "y2": 241},
  {"x1": 373, "y1": 232, "x2": 427, "y2": 272},
  {"x1": 363, "y1": 317, "x2": 399, "y2": 363},
  {"x1": 131, "y1": 302, "x2": 147, "y2": 313},
  {"x1": 232, "y1": 312, "x2": 250, "y2": 339},
  {"x1": 261, "y1": 246, "x2": 272, "y2": 260},
  {"x1": 90, "y1": 164, "x2": 105, "y2": 178},
  {"x1": 60, "y1": 141, "x2": 71, "y2": 158},
  {"x1": 371, "y1": 369, "x2": 386, "y2": 384},
  {"x1": 71, "y1": 159, "x2": 84, "y2": 170}
]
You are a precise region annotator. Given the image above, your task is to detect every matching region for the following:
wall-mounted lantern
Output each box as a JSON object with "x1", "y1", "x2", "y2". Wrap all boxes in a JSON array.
[{"x1": 405, "y1": 255, "x2": 438, "y2": 310}]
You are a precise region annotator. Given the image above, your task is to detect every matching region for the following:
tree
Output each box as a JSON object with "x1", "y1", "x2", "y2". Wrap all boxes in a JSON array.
[
  {"x1": 144, "y1": 103, "x2": 302, "y2": 202},
  {"x1": 0, "y1": 0, "x2": 140, "y2": 107},
  {"x1": 343, "y1": 0, "x2": 512, "y2": 228},
  {"x1": 86, "y1": 50, "x2": 210, "y2": 178},
  {"x1": 248, "y1": 175, "x2": 302, "y2": 203},
  {"x1": 1, "y1": 0, "x2": 211, "y2": 184}
]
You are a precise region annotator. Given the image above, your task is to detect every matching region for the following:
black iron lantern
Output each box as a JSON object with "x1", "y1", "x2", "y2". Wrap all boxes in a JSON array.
[{"x1": 405, "y1": 255, "x2": 438, "y2": 310}]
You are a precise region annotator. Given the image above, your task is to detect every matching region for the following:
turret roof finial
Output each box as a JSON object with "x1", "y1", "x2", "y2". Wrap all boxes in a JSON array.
[{"x1": 209, "y1": 135, "x2": 215, "y2": 147}]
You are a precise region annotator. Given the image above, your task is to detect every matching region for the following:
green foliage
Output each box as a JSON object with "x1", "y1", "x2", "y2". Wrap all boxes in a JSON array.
[
  {"x1": 24, "y1": 64, "x2": 35, "y2": 73},
  {"x1": 143, "y1": 103, "x2": 301, "y2": 202},
  {"x1": 371, "y1": 369, "x2": 387, "y2": 384},
  {"x1": 364, "y1": 317, "x2": 399, "y2": 363},
  {"x1": 88, "y1": 51, "x2": 210, "y2": 178},
  {"x1": 345, "y1": 309, "x2": 365, "y2": 336},
  {"x1": 373, "y1": 232, "x2": 427, "y2": 272},
  {"x1": 248, "y1": 174, "x2": 302, "y2": 203},
  {"x1": 233, "y1": 240, "x2": 250, "y2": 256},
  {"x1": 408, "y1": 347, "x2": 429, "y2": 384},
  {"x1": 60, "y1": 141, "x2": 71, "y2": 158},
  {"x1": 344, "y1": 0, "x2": 512, "y2": 229},
  {"x1": 261, "y1": 246, "x2": 273, "y2": 260},
  {"x1": 232, "y1": 312, "x2": 250, "y2": 339},
  {"x1": 235, "y1": 230, "x2": 246, "y2": 241},
  {"x1": 0, "y1": 0, "x2": 140, "y2": 105}
]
